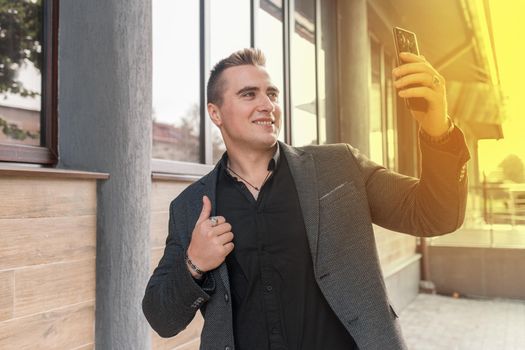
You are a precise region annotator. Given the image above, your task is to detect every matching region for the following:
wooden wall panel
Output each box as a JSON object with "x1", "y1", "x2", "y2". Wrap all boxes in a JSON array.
[
  {"x1": 0, "y1": 176, "x2": 97, "y2": 349},
  {"x1": 374, "y1": 225, "x2": 417, "y2": 269},
  {"x1": 0, "y1": 215, "x2": 96, "y2": 270},
  {"x1": 150, "y1": 180, "x2": 203, "y2": 349},
  {"x1": 0, "y1": 302, "x2": 94, "y2": 350},
  {"x1": 151, "y1": 247, "x2": 165, "y2": 273},
  {"x1": 0, "y1": 177, "x2": 96, "y2": 219},
  {"x1": 151, "y1": 211, "x2": 169, "y2": 248},
  {"x1": 15, "y1": 259, "x2": 95, "y2": 318},
  {"x1": 151, "y1": 181, "x2": 190, "y2": 213},
  {"x1": 0, "y1": 271, "x2": 14, "y2": 322},
  {"x1": 152, "y1": 313, "x2": 204, "y2": 350}
]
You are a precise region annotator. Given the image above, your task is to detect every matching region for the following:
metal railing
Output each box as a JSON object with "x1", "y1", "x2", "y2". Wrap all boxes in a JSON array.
[
  {"x1": 478, "y1": 182, "x2": 525, "y2": 226},
  {"x1": 429, "y1": 182, "x2": 525, "y2": 248}
]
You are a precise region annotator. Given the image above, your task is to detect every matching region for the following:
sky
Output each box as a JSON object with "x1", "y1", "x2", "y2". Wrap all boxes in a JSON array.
[{"x1": 478, "y1": 1, "x2": 525, "y2": 176}]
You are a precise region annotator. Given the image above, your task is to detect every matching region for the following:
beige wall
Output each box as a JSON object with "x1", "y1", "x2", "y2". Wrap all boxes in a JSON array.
[{"x1": 0, "y1": 175, "x2": 97, "y2": 350}]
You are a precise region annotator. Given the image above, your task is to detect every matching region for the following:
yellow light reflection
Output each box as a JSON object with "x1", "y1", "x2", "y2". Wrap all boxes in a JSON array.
[{"x1": 478, "y1": 1, "x2": 525, "y2": 181}]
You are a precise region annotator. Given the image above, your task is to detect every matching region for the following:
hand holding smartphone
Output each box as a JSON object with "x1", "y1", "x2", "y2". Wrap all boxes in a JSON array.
[{"x1": 392, "y1": 26, "x2": 427, "y2": 112}]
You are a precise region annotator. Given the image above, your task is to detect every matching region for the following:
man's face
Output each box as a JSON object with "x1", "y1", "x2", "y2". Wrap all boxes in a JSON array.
[{"x1": 208, "y1": 65, "x2": 282, "y2": 152}]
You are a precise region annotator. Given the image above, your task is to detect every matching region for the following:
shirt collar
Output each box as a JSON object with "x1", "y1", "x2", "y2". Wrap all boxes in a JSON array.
[{"x1": 219, "y1": 143, "x2": 281, "y2": 172}]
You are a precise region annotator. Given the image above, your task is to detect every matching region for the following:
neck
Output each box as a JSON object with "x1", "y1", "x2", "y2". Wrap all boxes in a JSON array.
[{"x1": 226, "y1": 143, "x2": 277, "y2": 178}]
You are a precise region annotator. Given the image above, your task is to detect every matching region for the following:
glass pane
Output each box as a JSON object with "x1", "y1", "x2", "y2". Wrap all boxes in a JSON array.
[
  {"x1": 317, "y1": 0, "x2": 337, "y2": 145},
  {"x1": 369, "y1": 39, "x2": 384, "y2": 165},
  {"x1": 291, "y1": 0, "x2": 317, "y2": 146},
  {"x1": 317, "y1": 0, "x2": 326, "y2": 145},
  {"x1": 152, "y1": 0, "x2": 200, "y2": 162},
  {"x1": 0, "y1": 0, "x2": 43, "y2": 147},
  {"x1": 385, "y1": 54, "x2": 397, "y2": 170},
  {"x1": 209, "y1": 0, "x2": 250, "y2": 163},
  {"x1": 258, "y1": 0, "x2": 285, "y2": 143}
]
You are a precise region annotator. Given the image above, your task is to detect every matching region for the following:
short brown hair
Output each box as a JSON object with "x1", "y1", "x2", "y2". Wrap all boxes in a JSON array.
[{"x1": 207, "y1": 48, "x2": 266, "y2": 106}]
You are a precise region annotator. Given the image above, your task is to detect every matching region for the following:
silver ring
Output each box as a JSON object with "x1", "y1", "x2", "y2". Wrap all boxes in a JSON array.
[
  {"x1": 209, "y1": 216, "x2": 219, "y2": 227},
  {"x1": 432, "y1": 75, "x2": 441, "y2": 87}
]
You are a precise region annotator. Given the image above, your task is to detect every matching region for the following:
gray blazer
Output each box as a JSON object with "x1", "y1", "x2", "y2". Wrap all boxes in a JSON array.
[{"x1": 143, "y1": 130, "x2": 470, "y2": 350}]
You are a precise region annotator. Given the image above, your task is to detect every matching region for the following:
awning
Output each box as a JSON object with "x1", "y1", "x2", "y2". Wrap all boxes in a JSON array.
[{"x1": 447, "y1": 81, "x2": 505, "y2": 139}]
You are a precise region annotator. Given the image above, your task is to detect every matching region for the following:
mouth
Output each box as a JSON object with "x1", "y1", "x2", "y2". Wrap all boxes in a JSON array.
[{"x1": 252, "y1": 119, "x2": 275, "y2": 126}]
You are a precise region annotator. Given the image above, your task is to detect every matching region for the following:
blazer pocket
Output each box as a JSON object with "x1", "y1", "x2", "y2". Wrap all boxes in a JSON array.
[
  {"x1": 389, "y1": 304, "x2": 399, "y2": 319},
  {"x1": 319, "y1": 181, "x2": 356, "y2": 202}
]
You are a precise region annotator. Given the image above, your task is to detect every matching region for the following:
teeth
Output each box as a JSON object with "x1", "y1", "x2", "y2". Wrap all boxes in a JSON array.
[{"x1": 254, "y1": 121, "x2": 273, "y2": 125}]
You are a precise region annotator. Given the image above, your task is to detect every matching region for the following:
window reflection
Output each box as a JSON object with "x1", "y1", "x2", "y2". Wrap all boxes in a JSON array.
[
  {"x1": 291, "y1": 0, "x2": 317, "y2": 146},
  {"x1": 258, "y1": 0, "x2": 285, "y2": 143},
  {"x1": 0, "y1": 0, "x2": 43, "y2": 147},
  {"x1": 209, "y1": 0, "x2": 250, "y2": 163},
  {"x1": 152, "y1": 0, "x2": 200, "y2": 162}
]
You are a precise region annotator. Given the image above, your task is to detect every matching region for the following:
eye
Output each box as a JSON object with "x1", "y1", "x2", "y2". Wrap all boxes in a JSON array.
[
  {"x1": 268, "y1": 92, "x2": 279, "y2": 101},
  {"x1": 241, "y1": 91, "x2": 256, "y2": 98}
]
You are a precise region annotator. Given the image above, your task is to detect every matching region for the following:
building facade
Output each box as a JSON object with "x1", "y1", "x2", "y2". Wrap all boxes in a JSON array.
[{"x1": 0, "y1": 0, "x2": 502, "y2": 349}]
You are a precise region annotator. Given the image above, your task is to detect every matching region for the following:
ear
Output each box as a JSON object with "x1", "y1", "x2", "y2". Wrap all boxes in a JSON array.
[{"x1": 207, "y1": 103, "x2": 222, "y2": 127}]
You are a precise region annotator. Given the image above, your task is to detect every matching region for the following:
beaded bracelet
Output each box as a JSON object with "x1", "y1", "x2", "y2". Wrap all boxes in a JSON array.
[
  {"x1": 185, "y1": 254, "x2": 204, "y2": 276},
  {"x1": 419, "y1": 117, "x2": 455, "y2": 145}
]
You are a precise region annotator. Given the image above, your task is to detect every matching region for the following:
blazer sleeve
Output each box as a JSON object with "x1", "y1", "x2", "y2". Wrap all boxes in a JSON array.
[
  {"x1": 142, "y1": 199, "x2": 215, "y2": 338},
  {"x1": 348, "y1": 126, "x2": 471, "y2": 236}
]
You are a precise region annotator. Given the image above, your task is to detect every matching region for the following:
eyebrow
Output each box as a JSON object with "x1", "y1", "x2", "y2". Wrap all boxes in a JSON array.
[
  {"x1": 236, "y1": 86, "x2": 258, "y2": 96},
  {"x1": 236, "y1": 86, "x2": 280, "y2": 96},
  {"x1": 267, "y1": 86, "x2": 280, "y2": 94}
]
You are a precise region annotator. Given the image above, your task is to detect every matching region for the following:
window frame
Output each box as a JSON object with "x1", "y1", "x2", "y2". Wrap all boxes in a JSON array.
[{"x1": 0, "y1": 0, "x2": 59, "y2": 164}]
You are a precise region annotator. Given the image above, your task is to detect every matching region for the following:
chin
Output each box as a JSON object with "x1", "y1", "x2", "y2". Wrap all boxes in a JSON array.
[{"x1": 253, "y1": 135, "x2": 278, "y2": 149}]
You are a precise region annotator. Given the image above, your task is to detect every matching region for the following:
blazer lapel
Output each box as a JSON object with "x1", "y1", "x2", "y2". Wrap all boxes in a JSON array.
[
  {"x1": 198, "y1": 167, "x2": 231, "y2": 294},
  {"x1": 280, "y1": 142, "x2": 320, "y2": 266}
]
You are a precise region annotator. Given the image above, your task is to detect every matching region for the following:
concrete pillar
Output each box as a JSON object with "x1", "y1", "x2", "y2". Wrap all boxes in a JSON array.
[
  {"x1": 58, "y1": 1, "x2": 152, "y2": 349},
  {"x1": 337, "y1": 0, "x2": 370, "y2": 154}
]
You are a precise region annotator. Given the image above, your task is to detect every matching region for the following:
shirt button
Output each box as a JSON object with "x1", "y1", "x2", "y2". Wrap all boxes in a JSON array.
[
  {"x1": 265, "y1": 285, "x2": 273, "y2": 292},
  {"x1": 225, "y1": 346, "x2": 231, "y2": 350},
  {"x1": 224, "y1": 293, "x2": 229, "y2": 303}
]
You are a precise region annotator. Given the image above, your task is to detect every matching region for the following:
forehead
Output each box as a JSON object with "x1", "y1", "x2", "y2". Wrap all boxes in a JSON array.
[{"x1": 221, "y1": 65, "x2": 274, "y2": 91}]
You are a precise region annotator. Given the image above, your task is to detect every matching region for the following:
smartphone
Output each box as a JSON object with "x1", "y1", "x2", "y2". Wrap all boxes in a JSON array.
[{"x1": 392, "y1": 26, "x2": 427, "y2": 112}]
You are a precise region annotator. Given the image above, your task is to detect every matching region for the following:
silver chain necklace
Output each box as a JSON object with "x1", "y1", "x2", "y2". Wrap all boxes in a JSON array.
[{"x1": 227, "y1": 166, "x2": 272, "y2": 192}]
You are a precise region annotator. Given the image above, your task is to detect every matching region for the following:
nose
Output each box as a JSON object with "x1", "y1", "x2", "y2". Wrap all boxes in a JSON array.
[{"x1": 257, "y1": 94, "x2": 275, "y2": 114}]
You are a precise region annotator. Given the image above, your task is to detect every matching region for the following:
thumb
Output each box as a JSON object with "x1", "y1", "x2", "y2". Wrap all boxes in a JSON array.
[{"x1": 197, "y1": 195, "x2": 212, "y2": 223}]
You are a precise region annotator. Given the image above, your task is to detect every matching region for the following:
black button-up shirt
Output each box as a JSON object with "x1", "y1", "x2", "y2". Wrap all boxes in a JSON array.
[{"x1": 216, "y1": 147, "x2": 357, "y2": 350}]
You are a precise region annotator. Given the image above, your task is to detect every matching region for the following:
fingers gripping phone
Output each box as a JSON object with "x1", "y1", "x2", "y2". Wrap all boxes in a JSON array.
[{"x1": 393, "y1": 26, "x2": 427, "y2": 112}]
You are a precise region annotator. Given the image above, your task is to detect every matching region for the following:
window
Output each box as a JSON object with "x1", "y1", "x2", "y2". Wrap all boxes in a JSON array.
[
  {"x1": 152, "y1": 0, "x2": 200, "y2": 163},
  {"x1": 0, "y1": 0, "x2": 58, "y2": 164},
  {"x1": 369, "y1": 38, "x2": 384, "y2": 166},
  {"x1": 151, "y1": 0, "x2": 337, "y2": 173},
  {"x1": 384, "y1": 52, "x2": 397, "y2": 170},
  {"x1": 368, "y1": 35, "x2": 397, "y2": 170},
  {"x1": 209, "y1": 0, "x2": 250, "y2": 163},
  {"x1": 291, "y1": 0, "x2": 317, "y2": 146},
  {"x1": 258, "y1": 0, "x2": 285, "y2": 143}
]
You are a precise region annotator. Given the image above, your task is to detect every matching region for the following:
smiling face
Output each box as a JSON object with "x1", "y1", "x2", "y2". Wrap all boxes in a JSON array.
[{"x1": 207, "y1": 64, "x2": 282, "y2": 153}]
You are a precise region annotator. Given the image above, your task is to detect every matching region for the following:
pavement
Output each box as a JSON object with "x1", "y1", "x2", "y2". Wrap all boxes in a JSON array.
[{"x1": 399, "y1": 293, "x2": 525, "y2": 350}]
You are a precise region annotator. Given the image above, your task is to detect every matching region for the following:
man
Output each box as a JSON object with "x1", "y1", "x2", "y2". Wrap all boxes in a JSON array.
[{"x1": 142, "y1": 48, "x2": 469, "y2": 350}]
